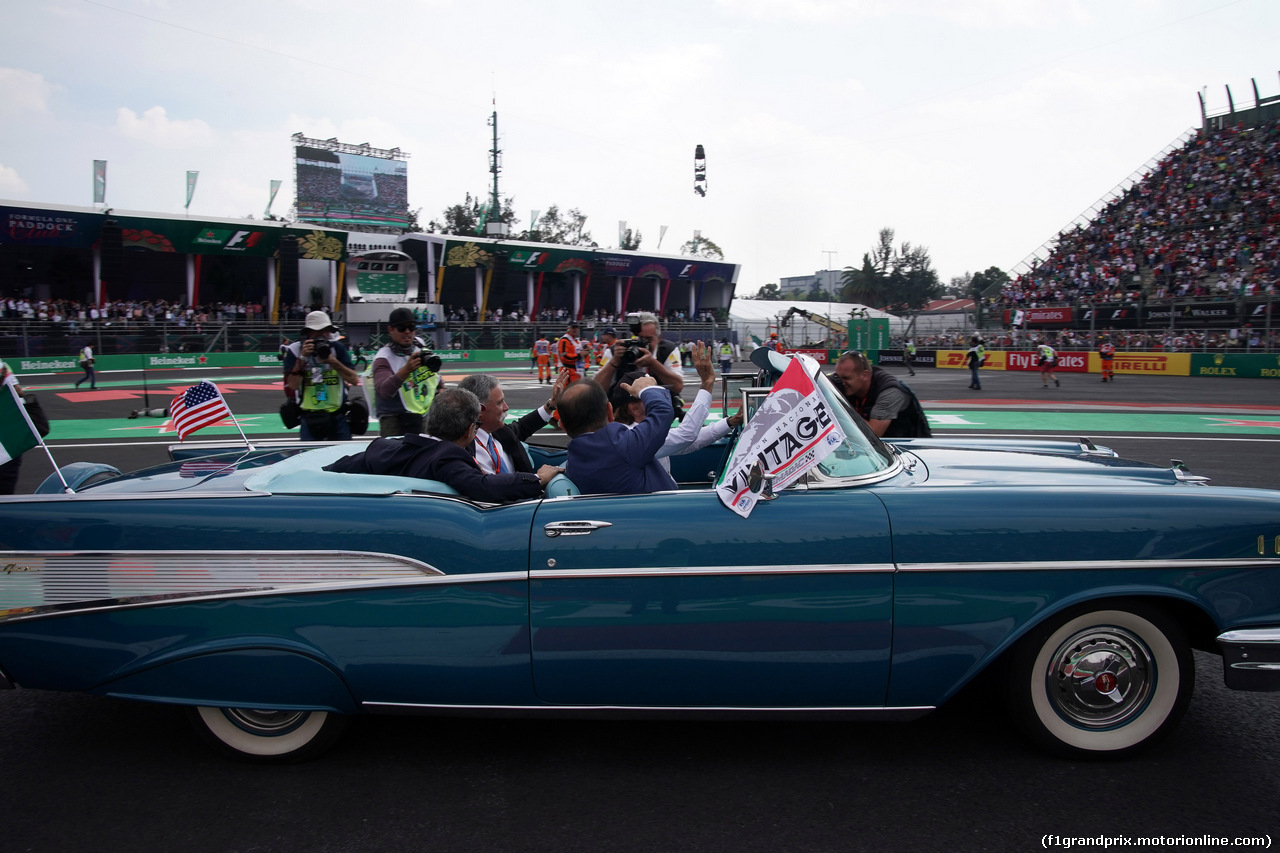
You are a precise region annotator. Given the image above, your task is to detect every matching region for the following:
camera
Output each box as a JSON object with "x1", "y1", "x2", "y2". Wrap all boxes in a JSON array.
[
  {"x1": 617, "y1": 338, "x2": 647, "y2": 366},
  {"x1": 415, "y1": 349, "x2": 443, "y2": 373},
  {"x1": 312, "y1": 339, "x2": 332, "y2": 361}
]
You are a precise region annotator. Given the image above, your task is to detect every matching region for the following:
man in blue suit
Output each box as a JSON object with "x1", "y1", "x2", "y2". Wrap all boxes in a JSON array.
[{"x1": 560, "y1": 375, "x2": 678, "y2": 495}]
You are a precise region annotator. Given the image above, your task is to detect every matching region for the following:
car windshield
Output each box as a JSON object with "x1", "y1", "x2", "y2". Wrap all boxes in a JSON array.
[
  {"x1": 720, "y1": 352, "x2": 897, "y2": 487},
  {"x1": 808, "y1": 365, "x2": 897, "y2": 479}
]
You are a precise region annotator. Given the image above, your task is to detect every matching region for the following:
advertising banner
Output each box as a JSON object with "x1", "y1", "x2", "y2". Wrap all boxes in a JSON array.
[
  {"x1": 1, "y1": 205, "x2": 103, "y2": 249},
  {"x1": 295, "y1": 145, "x2": 410, "y2": 228},
  {"x1": 93, "y1": 160, "x2": 107, "y2": 204},
  {"x1": 1003, "y1": 307, "x2": 1074, "y2": 325},
  {"x1": 716, "y1": 358, "x2": 845, "y2": 518},
  {"x1": 1104, "y1": 352, "x2": 1190, "y2": 377},
  {"x1": 936, "y1": 350, "x2": 1009, "y2": 370},
  {"x1": 1190, "y1": 353, "x2": 1280, "y2": 378},
  {"x1": 878, "y1": 349, "x2": 938, "y2": 368},
  {"x1": 1003, "y1": 350, "x2": 1089, "y2": 373},
  {"x1": 451, "y1": 241, "x2": 738, "y2": 283},
  {"x1": 780, "y1": 347, "x2": 831, "y2": 363}
]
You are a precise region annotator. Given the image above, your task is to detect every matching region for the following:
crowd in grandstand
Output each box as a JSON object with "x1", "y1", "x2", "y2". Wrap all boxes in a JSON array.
[
  {"x1": 0, "y1": 298, "x2": 314, "y2": 326},
  {"x1": 295, "y1": 163, "x2": 342, "y2": 205},
  {"x1": 994, "y1": 118, "x2": 1279, "y2": 311}
]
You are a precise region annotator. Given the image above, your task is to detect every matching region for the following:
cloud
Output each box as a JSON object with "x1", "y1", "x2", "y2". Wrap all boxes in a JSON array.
[
  {"x1": 116, "y1": 106, "x2": 215, "y2": 149},
  {"x1": 0, "y1": 68, "x2": 57, "y2": 117},
  {"x1": 0, "y1": 163, "x2": 29, "y2": 196},
  {"x1": 711, "y1": 0, "x2": 1089, "y2": 26}
]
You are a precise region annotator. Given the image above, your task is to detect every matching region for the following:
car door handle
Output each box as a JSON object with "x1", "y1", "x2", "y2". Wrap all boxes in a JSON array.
[{"x1": 543, "y1": 520, "x2": 613, "y2": 538}]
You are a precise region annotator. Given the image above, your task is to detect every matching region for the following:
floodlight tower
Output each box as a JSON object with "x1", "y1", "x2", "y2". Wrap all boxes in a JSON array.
[{"x1": 486, "y1": 110, "x2": 507, "y2": 236}]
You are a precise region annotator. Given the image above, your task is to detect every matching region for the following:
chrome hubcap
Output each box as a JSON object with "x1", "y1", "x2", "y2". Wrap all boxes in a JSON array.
[
  {"x1": 223, "y1": 708, "x2": 310, "y2": 735},
  {"x1": 1046, "y1": 626, "x2": 1154, "y2": 728}
]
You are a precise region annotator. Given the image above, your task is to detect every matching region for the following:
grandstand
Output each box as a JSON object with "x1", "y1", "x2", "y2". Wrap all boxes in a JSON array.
[{"x1": 985, "y1": 80, "x2": 1279, "y2": 342}]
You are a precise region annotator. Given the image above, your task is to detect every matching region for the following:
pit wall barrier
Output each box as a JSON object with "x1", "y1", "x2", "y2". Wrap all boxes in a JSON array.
[
  {"x1": 8, "y1": 349, "x2": 541, "y2": 374},
  {"x1": 927, "y1": 350, "x2": 1280, "y2": 378}
]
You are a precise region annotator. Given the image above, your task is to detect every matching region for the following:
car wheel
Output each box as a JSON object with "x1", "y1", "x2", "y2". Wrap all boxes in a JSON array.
[
  {"x1": 1007, "y1": 603, "x2": 1193, "y2": 758},
  {"x1": 187, "y1": 706, "x2": 348, "y2": 762}
]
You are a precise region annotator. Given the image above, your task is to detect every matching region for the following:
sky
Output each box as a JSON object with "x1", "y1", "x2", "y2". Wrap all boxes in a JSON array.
[{"x1": 1, "y1": 0, "x2": 1277, "y2": 295}]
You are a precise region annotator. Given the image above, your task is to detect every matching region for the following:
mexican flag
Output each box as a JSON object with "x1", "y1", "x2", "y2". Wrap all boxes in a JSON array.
[{"x1": 0, "y1": 375, "x2": 39, "y2": 466}]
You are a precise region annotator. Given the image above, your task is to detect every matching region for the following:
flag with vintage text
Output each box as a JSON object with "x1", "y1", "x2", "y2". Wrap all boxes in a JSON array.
[{"x1": 715, "y1": 357, "x2": 845, "y2": 518}]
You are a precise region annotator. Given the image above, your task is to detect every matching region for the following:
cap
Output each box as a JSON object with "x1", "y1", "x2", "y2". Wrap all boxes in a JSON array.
[
  {"x1": 304, "y1": 310, "x2": 333, "y2": 331},
  {"x1": 600, "y1": 327, "x2": 617, "y2": 337},
  {"x1": 567, "y1": 321, "x2": 580, "y2": 328},
  {"x1": 770, "y1": 332, "x2": 778, "y2": 338},
  {"x1": 388, "y1": 307, "x2": 416, "y2": 326},
  {"x1": 610, "y1": 371, "x2": 647, "y2": 409}
]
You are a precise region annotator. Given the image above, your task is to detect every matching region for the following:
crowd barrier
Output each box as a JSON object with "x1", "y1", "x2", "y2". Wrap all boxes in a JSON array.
[
  {"x1": 921, "y1": 349, "x2": 1280, "y2": 379},
  {"x1": 7, "y1": 349, "x2": 542, "y2": 375}
]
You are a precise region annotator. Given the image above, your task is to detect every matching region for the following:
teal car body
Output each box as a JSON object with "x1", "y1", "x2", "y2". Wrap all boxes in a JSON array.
[{"x1": 2, "y1": 354, "x2": 1278, "y2": 760}]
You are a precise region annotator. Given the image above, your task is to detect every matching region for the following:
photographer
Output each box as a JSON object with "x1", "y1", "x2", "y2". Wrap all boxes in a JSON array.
[
  {"x1": 831, "y1": 350, "x2": 931, "y2": 438},
  {"x1": 372, "y1": 307, "x2": 443, "y2": 437},
  {"x1": 593, "y1": 311, "x2": 684, "y2": 400},
  {"x1": 283, "y1": 310, "x2": 361, "y2": 441}
]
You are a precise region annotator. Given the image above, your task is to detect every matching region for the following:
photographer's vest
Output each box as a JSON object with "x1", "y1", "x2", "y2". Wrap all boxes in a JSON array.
[
  {"x1": 373, "y1": 345, "x2": 439, "y2": 416},
  {"x1": 288, "y1": 340, "x2": 344, "y2": 413},
  {"x1": 719, "y1": 343, "x2": 732, "y2": 361},
  {"x1": 850, "y1": 367, "x2": 932, "y2": 438}
]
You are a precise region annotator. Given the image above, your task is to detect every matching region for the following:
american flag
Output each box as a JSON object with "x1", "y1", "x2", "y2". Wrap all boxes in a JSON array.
[
  {"x1": 169, "y1": 381, "x2": 232, "y2": 441},
  {"x1": 178, "y1": 459, "x2": 237, "y2": 478}
]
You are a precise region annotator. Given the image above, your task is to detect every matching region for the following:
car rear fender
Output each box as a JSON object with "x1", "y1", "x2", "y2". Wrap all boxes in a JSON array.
[
  {"x1": 906, "y1": 589, "x2": 1220, "y2": 708},
  {"x1": 88, "y1": 645, "x2": 359, "y2": 714}
]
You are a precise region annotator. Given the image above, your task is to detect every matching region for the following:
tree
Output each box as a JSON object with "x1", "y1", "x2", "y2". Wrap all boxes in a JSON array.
[
  {"x1": 619, "y1": 228, "x2": 642, "y2": 250},
  {"x1": 527, "y1": 205, "x2": 596, "y2": 246},
  {"x1": 426, "y1": 193, "x2": 519, "y2": 236},
  {"x1": 969, "y1": 266, "x2": 1010, "y2": 299},
  {"x1": 680, "y1": 234, "x2": 724, "y2": 259},
  {"x1": 839, "y1": 227, "x2": 942, "y2": 313},
  {"x1": 744, "y1": 283, "x2": 782, "y2": 300}
]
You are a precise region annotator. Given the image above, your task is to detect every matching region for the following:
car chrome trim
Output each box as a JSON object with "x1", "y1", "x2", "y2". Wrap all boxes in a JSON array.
[
  {"x1": 1218, "y1": 628, "x2": 1280, "y2": 644},
  {"x1": 362, "y1": 701, "x2": 935, "y2": 721},
  {"x1": 898, "y1": 557, "x2": 1280, "y2": 572},
  {"x1": 0, "y1": 551, "x2": 528, "y2": 624},
  {"x1": 0, "y1": 570, "x2": 528, "y2": 623},
  {"x1": 531, "y1": 563, "x2": 896, "y2": 580}
]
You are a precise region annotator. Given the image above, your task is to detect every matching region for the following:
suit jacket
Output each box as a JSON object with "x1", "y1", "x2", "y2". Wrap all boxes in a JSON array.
[
  {"x1": 565, "y1": 386, "x2": 678, "y2": 495},
  {"x1": 484, "y1": 406, "x2": 551, "y2": 474},
  {"x1": 325, "y1": 434, "x2": 541, "y2": 503}
]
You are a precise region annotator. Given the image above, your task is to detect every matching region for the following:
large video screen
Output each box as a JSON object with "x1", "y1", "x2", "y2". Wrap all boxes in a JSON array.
[{"x1": 295, "y1": 145, "x2": 409, "y2": 228}]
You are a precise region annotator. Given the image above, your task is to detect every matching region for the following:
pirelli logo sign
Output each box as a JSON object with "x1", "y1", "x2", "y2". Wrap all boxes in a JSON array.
[
  {"x1": 1114, "y1": 354, "x2": 1171, "y2": 372},
  {"x1": 1109, "y1": 352, "x2": 1190, "y2": 376}
]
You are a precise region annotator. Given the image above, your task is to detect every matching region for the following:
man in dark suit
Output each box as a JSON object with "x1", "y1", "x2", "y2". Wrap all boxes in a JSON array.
[
  {"x1": 457, "y1": 372, "x2": 565, "y2": 475},
  {"x1": 559, "y1": 376, "x2": 678, "y2": 495},
  {"x1": 324, "y1": 388, "x2": 560, "y2": 503}
]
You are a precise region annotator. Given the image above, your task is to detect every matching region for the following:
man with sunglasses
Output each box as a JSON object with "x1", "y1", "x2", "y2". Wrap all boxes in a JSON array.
[
  {"x1": 372, "y1": 307, "x2": 442, "y2": 437},
  {"x1": 325, "y1": 387, "x2": 558, "y2": 503}
]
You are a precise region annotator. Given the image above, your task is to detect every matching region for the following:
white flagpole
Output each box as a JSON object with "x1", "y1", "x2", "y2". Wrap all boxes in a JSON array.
[{"x1": 210, "y1": 382, "x2": 255, "y2": 451}]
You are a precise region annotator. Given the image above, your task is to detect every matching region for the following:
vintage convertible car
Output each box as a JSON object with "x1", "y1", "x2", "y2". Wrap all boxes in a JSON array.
[{"x1": 1, "y1": 353, "x2": 1278, "y2": 762}]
